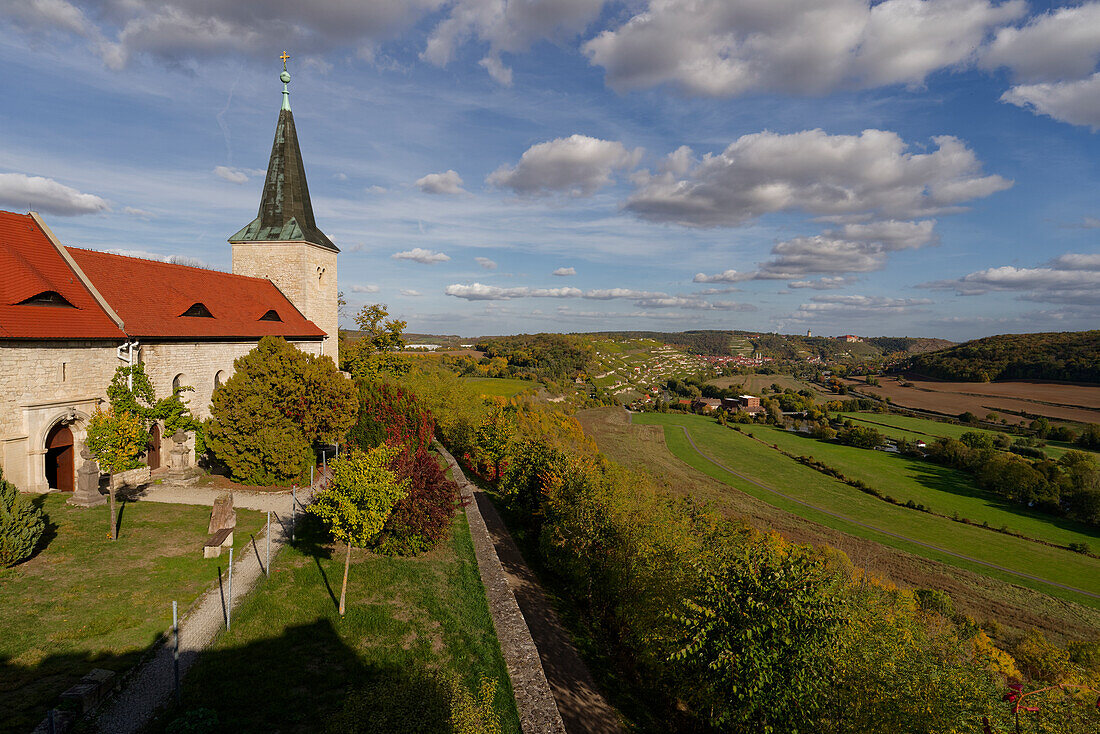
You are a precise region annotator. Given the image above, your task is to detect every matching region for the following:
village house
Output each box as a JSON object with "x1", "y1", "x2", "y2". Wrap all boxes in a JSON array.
[{"x1": 0, "y1": 63, "x2": 338, "y2": 494}]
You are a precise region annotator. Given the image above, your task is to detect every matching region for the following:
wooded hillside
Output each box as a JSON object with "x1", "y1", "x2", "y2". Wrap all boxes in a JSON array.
[{"x1": 904, "y1": 330, "x2": 1100, "y2": 383}]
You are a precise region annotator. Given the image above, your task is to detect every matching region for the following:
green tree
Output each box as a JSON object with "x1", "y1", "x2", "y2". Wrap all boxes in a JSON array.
[
  {"x1": 207, "y1": 337, "x2": 357, "y2": 485},
  {"x1": 310, "y1": 445, "x2": 409, "y2": 615},
  {"x1": 669, "y1": 542, "x2": 844, "y2": 733},
  {"x1": 0, "y1": 468, "x2": 45, "y2": 567},
  {"x1": 343, "y1": 304, "x2": 409, "y2": 380},
  {"x1": 86, "y1": 406, "x2": 148, "y2": 540}
]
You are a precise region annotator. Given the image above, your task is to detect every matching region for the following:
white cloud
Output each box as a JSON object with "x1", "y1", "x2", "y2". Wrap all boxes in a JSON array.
[
  {"x1": 122, "y1": 206, "x2": 154, "y2": 218},
  {"x1": 392, "y1": 247, "x2": 451, "y2": 264},
  {"x1": 488, "y1": 135, "x2": 642, "y2": 197},
  {"x1": 213, "y1": 166, "x2": 250, "y2": 184},
  {"x1": 443, "y1": 282, "x2": 754, "y2": 311},
  {"x1": 0, "y1": 172, "x2": 109, "y2": 216},
  {"x1": 788, "y1": 276, "x2": 856, "y2": 290},
  {"x1": 475, "y1": 256, "x2": 498, "y2": 270},
  {"x1": 350, "y1": 284, "x2": 381, "y2": 294},
  {"x1": 920, "y1": 253, "x2": 1100, "y2": 304},
  {"x1": 3, "y1": 0, "x2": 92, "y2": 36},
  {"x1": 584, "y1": 288, "x2": 665, "y2": 300},
  {"x1": 627, "y1": 130, "x2": 1010, "y2": 227},
  {"x1": 584, "y1": 0, "x2": 1024, "y2": 97},
  {"x1": 982, "y1": 3, "x2": 1100, "y2": 83},
  {"x1": 694, "y1": 270, "x2": 751, "y2": 283},
  {"x1": 415, "y1": 169, "x2": 467, "y2": 195},
  {"x1": 400, "y1": 289, "x2": 423, "y2": 296},
  {"x1": 423, "y1": 0, "x2": 605, "y2": 82},
  {"x1": 789, "y1": 294, "x2": 933, "y2": 320},
  {"x1": 754, "y1": 219, "x2": 938, "y2": 277},
  {"x1": 1001, "y1": 73, "x2": 1100, "y2": 130},
  {"x1": 444, "y1": 283, "x2": 582, "y2": 300},
  {"x1": 552, "y1": 266, "x2": 576, "y2": 276},
  {"x1": 367, "y1": 185, "x2": 388, "y2": 194},
  {"x1": 334, "y1": 172, "x2": 349, "y2": 181}
]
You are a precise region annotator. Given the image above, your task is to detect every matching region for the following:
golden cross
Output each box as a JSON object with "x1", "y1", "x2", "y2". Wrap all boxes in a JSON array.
[{"x1": 280, "y1": 51, "x2": 290, "y2": 69}]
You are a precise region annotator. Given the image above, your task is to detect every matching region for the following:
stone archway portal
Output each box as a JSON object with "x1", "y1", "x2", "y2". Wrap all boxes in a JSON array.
[{"x1": 46, "y1": 424, "x2": 74, "y2": 491}]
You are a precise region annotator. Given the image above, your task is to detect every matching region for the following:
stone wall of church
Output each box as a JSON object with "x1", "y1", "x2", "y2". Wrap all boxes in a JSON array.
[
  {"x1": 0, "y1": 340, "x2": 119, "y2": 492},
  {"x1": 141, "y1": 339, "x2": 323, "y2": 419},
  {"x1": 231, "y1": 240, "x2": 339, "y2": 366}
]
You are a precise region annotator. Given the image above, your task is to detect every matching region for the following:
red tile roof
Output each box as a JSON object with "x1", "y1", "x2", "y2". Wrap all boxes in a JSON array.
[
  {"x1": 67, "y1": 248, "x2": 326, "y2": 340},
  {"x1": 0, "y1": 211, "x2": 126, "y2": 339}
]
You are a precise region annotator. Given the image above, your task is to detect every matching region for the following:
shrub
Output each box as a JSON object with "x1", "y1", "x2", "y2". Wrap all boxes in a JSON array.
[
  {"x1": 165, "y1": 708, "x2": 218, "y2": 734},
  {"x1": 0, "y1": 470, "x2": 45, "y2": 567},
  {"x1": 1068, "y1": 542, "x2": 1090, "y2": 554},
  {"x1": 377, "y1": 448, "x2": 463, "y2": 555},
  {"x1": 349, "y1": 380, "x2": 434, "y2": 459}
]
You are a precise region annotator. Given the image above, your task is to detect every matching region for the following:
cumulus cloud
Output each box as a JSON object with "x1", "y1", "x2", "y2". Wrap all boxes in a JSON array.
[
  {"x1": 350, "y1": 284, "x2": 381, "y2": 293},
  {"x1": 584, "y1": 0, "x2": 1023, "y2": 97},
  {"x1": 627, "y1": 130, "x2": 1010, "y2": 227},
  {"x1": 552, "y1": 266, "x2": 576, "y2": 276},
  {"x1": 213, "y1": 166, "x2": 250, "y2": 184},
  {"x1": 0, "y1": 172, "x2": 109, "y2": 216},
  {"x1": 423, "y1": 0, "x2": 605, "y2": 83},
  {"x1": 694, "y1": 270, "x2": 751, "y2": 284},
  {"x1": 1000, "y1": 73, "x2": 1100, "y2": 129},
  {"x1": 789, "y1": 294, "x2": 933, "y2": 320},
  {"x1": 788, "y1": 276, "x2": 856, "y2": 290},
  {"x1": 415, "y1": 169, "x2": 467, "y2": 195},
  {"x1": 475, "y1": 256, "x2": 498, "y2": 270},
  {"x1": 755, "y1": 220, "x2": 938, "y2": 277},
  {"x1": 488, "y1": 135, "x2": 642, "y2": 197},
  {"x1": 400, "y1": 289, "x2": 423, "y2": 296},
  {"x1": 920, "y1": 252, "x2": 1100, "y2": 304},
  {"x1": 3, "y1": 0, "x2": 92, "y2": 36},
  {"x1": 982, "y1": 3, "x2": 1100, "y2": 83},
  {"x1": 444, "y1": 283, "x2": 582, "y2": 300},
  {"x1": 392, "y1": 247, "x2": 451, "y2": 264}
]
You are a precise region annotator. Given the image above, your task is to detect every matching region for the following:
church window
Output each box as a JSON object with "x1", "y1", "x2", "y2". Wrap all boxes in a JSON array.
[
  {"x1": 259, "y1": 309, "x2": 282, "y2": 322},
  {"x1": 172, "y1": 374, "x2": 185, "y2": 393},
  {"x1": 19, "y1": 291, "x2": 75, "y2": 307},
  {"x1": 214, "y1": 370, "x2": 226, "y2": 389},
  {"x1": 181, "y1": 303, "x2": 213, "y2": 318}
]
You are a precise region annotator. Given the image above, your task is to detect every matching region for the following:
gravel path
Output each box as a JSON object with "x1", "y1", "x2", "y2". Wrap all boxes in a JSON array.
[
  {"x1": 435, "y1": 442, "x2": 622, "y2": 734},
  {"x1": 88, "y1": 482, "x2": 315, "y2": 734}
]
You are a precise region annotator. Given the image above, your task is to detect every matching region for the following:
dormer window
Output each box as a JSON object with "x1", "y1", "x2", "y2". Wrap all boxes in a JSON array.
[
  {"x1": 259, "y1": 309, "x2": 282, "y2": 322},
  {"x1": 18, "y1": 291, "x2": 74, "y2": 308},
  {"x1": 181, "y1": 303, "x2": 213, "y2": 318}
]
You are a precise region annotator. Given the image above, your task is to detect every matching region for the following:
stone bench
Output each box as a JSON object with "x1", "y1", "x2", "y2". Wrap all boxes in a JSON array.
[{"x1": 203, "y1": 493, "x2": 236, "y2": 558}]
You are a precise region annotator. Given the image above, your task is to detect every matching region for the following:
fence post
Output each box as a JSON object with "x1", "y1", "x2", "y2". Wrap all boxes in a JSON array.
[
  {"x1": 173, "y1": 600, "x2": 180, "y2": 705},
  {"x1": 291, "y1": 486, "x2": 296, "y2": 542},
  {"x1": 226, "y1": 547, "x2": 233, "y2": 631},
  {"x1": 265, "y1": 510, "x2": 270, "y2": 577}
]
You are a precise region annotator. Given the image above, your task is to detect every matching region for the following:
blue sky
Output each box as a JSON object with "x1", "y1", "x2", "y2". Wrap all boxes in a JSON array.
[{"x1": 1, "y1": 0, "x2": 1098, "y2": 341}]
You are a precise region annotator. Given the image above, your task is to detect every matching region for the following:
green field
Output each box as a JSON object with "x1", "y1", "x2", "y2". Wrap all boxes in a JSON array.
[
  {"x1": 0, "y1": 495, "x2": 266, "y2": 733},
  {"x1": 750, "y1": 424, "x2": 1100, "y2": 550},
  {"x1": 462, "y1": 377, "x2": 538, "y2": 397},
  {"x1": 632, "y1": 413, "x2": 1100, "y2": 609},
  {"x1": 838, "y1": 412, "x2": 1096, "y2": 460},
  {"x1": 160, "y1": 512, "x2": 520, "y2": 733}
]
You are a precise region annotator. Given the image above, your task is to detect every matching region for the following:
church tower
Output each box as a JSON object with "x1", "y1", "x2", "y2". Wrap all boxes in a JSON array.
[{"x1": 230, "y1": 55, "x2": 339, "y2": 365}]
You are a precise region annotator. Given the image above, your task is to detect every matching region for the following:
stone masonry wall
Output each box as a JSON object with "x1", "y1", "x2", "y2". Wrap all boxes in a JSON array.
[{"x1": 231, "y1": 240, "x2": 339, "y2": 366}]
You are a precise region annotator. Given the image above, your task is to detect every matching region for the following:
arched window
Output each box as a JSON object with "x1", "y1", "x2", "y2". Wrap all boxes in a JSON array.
[
  {"x1": 214, "y1": 370, "x2": 226, "y2": 390},
  {"x1": 172, "y1": 373, "x2": 185, "y2": 393}
]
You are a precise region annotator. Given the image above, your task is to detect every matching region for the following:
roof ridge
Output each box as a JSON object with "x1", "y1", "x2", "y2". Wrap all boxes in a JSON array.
[{"x1": 65, "y1": 247, "x2": 282, "y2": 284}]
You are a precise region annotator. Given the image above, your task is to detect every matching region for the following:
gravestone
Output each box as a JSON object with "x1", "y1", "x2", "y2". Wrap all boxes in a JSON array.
[
  {"x1": 67, "y1": 447, "x2": 106, "y2": 507},
  {"x1": 204, "y1": 493, "x2": 236, "y2": 558}
]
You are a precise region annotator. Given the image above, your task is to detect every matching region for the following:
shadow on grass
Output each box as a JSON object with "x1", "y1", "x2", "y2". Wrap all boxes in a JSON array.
[
  {"x1": 27, "y1": 494, "x2": 60, "y2": 561},
  {"x1": 152, "y1": 619, "x2": 454, "y2": 734}
]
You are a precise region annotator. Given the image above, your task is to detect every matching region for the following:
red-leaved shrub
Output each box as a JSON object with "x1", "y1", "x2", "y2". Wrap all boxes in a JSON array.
[{"x1": 377, "y1": 447, "x2": 465, "y2": 555}]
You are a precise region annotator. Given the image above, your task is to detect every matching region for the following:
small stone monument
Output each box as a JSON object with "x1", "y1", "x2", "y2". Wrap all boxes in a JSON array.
[
  {"x1": 68, "y1": 447, "x2": 106, "y2": 507},
  {"x1": 203, "y1": 493, "x2": 236, "y2": 558},
  {"x1": 168, "y1": 429, "x2": 200, "y2": 485}
]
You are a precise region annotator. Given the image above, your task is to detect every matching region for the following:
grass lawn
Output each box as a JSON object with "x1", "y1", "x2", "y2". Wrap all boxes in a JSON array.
[
  {"x1": 751, "y1": 424, "x2": 1100, "y2": 551},
  {"x1": 633, "y1": 413, "x2": 1100, "y2": 609},
  {"x1": 0, "y1": 494, "x2": 265, "y2": 733},
  {"x1": 462, "y1": 377, "x2": 538, "y2": 398},
  {"x1": 157, "y1": 511, "x2": 520, "y2": 734}
]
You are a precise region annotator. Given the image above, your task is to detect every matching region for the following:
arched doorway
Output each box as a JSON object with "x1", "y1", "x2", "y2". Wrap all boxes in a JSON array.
[
  {"x1": 45, "y1": 424, "x2": 74, "y2": 491},
  {"x1": 147, "y1": 424, "x2": 161, "y2": 470}
]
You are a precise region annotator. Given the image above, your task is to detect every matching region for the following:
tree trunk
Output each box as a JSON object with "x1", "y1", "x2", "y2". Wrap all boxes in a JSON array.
[
  {"x1": 339, "y1": 540, "x2": 351, "y2": 616},
  {"x1": 108, "y1": 475, "x2": 117, "y2": 541}
]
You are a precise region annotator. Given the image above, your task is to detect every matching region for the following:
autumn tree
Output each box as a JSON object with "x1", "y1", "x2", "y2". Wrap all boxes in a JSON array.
[
  {"x1": 86, "y1": 406, "x2": 148, "y2": 540},
  {"x1": 309, "y1": 445, "x2": 409, "y2": 614},
  {"x1": 342, "y1": 304, "x2": 409, "y2": 381}
]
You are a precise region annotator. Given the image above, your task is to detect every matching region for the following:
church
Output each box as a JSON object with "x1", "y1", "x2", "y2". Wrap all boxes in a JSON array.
[{"x1": 0, "y1": 61, "x2": 339, "y2": 494}]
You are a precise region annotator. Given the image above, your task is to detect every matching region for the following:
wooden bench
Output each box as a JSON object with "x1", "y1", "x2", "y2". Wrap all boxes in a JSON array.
[{"x1": 203, "y1": 493, "x2": 236, "y2": 558}]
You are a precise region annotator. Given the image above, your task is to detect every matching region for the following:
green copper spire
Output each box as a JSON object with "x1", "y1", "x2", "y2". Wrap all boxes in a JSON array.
[
  {"x1": 228, "y1": 54, "x2": 337, "y2": 252},
  {"x1": 280, "y1": 51, "x2": 291, "y2": 111}
]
